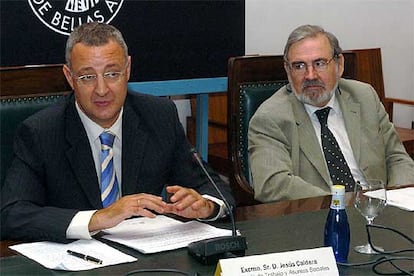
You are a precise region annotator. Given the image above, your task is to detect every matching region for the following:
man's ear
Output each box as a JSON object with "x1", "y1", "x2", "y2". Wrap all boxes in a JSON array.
[
  {"x1": 337, "y1": 54, "x2": 345, "y2": 77},
  {"x1": 62, "y1": 64, "x2": 75, "y2": 90},
  {"x1": 284, "y1": 62, "x2": 290, "y2": 75},
  {"x1": 126, "y1": 56, "x2": 132, "y2": 81}
]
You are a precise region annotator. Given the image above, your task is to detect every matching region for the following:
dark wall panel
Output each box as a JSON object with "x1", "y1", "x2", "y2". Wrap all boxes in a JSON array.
[{"x1": 0, "y1": 0, "x2": 245, "y2": 81}]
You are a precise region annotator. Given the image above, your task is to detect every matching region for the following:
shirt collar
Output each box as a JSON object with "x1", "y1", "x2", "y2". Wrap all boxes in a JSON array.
[
  {"x1": 75, "y1": 101, "x2": 123, "y2": 141},
  {"x1": 304, "y1": 91, "x2": 340, "y2": 117}
]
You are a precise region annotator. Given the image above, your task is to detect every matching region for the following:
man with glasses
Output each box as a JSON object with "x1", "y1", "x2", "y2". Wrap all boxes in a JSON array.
[
  {"x1": 1, "y1": 22, "x2": 234, "y2": 242},
  {"x1": 249, "y1": 25, "x2": 414, "y2": 202}
]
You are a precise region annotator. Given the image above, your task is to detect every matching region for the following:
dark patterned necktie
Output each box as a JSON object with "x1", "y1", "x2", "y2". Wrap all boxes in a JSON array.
[
  {"x1": 315, "y1": 107, "x2": 355, "y2": 191},
  {"x1": 99, "y1": 131, "x2": 119, "y2": 207}
]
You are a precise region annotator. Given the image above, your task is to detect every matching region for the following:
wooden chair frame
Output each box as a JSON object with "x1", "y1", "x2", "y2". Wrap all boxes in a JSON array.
[{"x1": 0, "y1": 64, "x2": 71, "y2": 97}]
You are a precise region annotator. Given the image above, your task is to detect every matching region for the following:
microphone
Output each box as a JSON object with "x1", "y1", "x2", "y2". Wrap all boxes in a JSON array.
[{"x1": 187, "y1": 148, "x2": 247, "y2": 265}]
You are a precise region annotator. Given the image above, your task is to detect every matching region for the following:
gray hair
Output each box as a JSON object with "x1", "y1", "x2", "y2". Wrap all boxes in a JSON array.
[
  {"x1": 65, "y1": 22, "x2": 128, "y2": 68},
  {"x1": 283, "y1": 25, "x2": 342, "y2": 61}
]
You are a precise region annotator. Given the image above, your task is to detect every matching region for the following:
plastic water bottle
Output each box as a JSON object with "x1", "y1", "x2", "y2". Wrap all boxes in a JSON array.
[{"x1": 324, "y1": 185, "x2": 350, "y2": 263}]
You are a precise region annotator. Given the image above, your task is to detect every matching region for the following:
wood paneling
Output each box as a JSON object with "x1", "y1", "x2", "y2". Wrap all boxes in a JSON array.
[{"x1": 0, "y1": 64, "x2": 71, "y2": 97}]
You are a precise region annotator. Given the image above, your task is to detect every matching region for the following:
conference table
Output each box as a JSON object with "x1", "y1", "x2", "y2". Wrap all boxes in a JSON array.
[{"x1": 0, "y1": 193, "x2": 412, "y2": 275}]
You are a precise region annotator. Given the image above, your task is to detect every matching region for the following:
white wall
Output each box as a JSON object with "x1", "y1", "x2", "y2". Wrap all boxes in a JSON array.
[
  {"x1": 246, "y1": 0, "x2": 414, "y2": 128},
  {"x1": 174, "y1": 99, "x2": 192, "y2": 134}
]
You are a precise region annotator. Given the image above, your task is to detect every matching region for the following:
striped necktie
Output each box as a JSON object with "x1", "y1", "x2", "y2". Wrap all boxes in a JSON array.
[
  {"x1": 99, "y1": 131, "x2": 119, "y2": 207},
  {"x1": 315, "y1": 107, "x2": 355, "y2": 191}
]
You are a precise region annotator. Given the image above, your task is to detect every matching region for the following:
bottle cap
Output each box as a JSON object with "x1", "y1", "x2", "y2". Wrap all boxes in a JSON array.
[{"x1": 331, "y1": 185, "x2": 345, "y2": 195}]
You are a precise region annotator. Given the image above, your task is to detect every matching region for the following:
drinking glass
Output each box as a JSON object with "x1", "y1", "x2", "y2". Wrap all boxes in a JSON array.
[{"x1": 354, "y1": 179, "x2": 387, "y2": 254}]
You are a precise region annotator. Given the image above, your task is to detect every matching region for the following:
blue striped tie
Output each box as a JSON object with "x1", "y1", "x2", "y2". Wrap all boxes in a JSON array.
[{"x1": 99, "y1": 131, "x2": 119, "y2": 207}]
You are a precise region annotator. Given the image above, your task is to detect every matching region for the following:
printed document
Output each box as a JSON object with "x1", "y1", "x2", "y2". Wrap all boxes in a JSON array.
[
  {"x1": 10, "y1": 239, "x2": 136, "y2": 271},
  {"x1": 366, "y1": 187, "x2": 414, "y2": 211},
  {"x1": 102, "y1": 215, "x2": 233, "y2": 253}
]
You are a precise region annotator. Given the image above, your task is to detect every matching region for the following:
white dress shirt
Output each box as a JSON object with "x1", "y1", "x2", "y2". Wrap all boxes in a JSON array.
[
  {"x1": 304, "y1": 93, "x2": 366, "y2": 186},
  {"x1": 66, "y1": 102, "x2": 225, "y2": 239},
  {"x1": 66, "y1": 102, "x2": 122, "y2": 239}
]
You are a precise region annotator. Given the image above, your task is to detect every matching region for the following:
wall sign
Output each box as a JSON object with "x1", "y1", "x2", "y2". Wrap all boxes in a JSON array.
[
  {"x1": 2, "y1": 1, "x2": 244, "y2": 81},
  {"x1": 28, "y1": 0, "x2": 124, "y2": 36}
]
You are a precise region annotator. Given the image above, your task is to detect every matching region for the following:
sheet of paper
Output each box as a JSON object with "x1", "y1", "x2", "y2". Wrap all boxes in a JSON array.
[
  {"x1": 102, "y1": 215, "x2": 233, "y2": 254},
  {"x1": 366, "y1": 187, "x2": 414, "y2": 211},
  {"x1": 10, "y1": 239, "x2": 137, "y2": 271}
]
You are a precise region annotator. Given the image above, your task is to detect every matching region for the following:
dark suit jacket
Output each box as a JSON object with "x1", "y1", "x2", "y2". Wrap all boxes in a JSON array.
[{"x1": 1, "y1": 92, "x2": 235, "y2": 242}]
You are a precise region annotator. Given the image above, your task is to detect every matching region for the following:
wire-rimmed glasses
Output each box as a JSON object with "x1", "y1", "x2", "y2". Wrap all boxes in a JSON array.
[
  {"x1": 72, "y1": 64, "x2": 128, "y2": 87},
  {"x1": 286, "y1": 56, "x2": 336, "y2": 75}
]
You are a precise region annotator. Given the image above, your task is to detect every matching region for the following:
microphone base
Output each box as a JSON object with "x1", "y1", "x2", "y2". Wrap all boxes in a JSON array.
[{"x1": 188, "y1": 236, "x2": 247, "y2": 265}]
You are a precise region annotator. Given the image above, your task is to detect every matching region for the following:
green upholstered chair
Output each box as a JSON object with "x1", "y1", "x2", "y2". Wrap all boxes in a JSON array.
[
  {"x1": 237, "y1": 82, "x2": 287, "y2": 184},
  {"x1": 227, "y1": 55, "x2": 289, "y2": 206},
  {"x1": 0, "y1": 64, "x2": 71, "y2": 186},
  {"x1": 0, "y1": 93, "x2": 68, "y2": 186},
  {"x1": 228, "y1": 81, "x2": 287, "y2": 206}
]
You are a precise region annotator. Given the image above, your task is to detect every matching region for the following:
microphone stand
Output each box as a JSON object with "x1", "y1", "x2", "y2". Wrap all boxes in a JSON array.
[{"x1": 187, "y1": 149, "x2": 247, "y2": 265}]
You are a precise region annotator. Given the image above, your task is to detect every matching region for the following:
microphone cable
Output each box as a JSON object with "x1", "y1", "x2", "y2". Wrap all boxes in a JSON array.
[{"x1": 337, "y1": 224, "x2": 414, "y2": 275}]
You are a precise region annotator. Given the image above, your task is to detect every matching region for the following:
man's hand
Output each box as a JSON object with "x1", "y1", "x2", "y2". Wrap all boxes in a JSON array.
[
  {"x1": 88, "y1": 194, "x2": 166, "y2": 232},
  {"x1": 164, "y1": 185, "x2": 216, "y2": 219}
]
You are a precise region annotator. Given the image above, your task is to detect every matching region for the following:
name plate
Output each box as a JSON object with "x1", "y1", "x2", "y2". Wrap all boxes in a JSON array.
[{"x1": 215, "y1": 247, "x2": 338, "y2": 276}]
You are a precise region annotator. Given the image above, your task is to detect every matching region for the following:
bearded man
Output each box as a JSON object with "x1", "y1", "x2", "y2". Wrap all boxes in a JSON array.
[{"x1": 248, "y1": 25, "x2": 414, "y2": 202}]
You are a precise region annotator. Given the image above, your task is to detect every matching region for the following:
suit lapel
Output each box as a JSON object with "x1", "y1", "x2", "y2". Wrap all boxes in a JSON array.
[
  {"x1": 337, "y1": 90, "x2": 361, "y2": 163},
  {"x1": 64, "y1": 98, "x2": 102, "y2": 208},
  {"x1": 121, "y1": 100, "x2": 149, "y2": 196},
  {"x1": 290, "y1": 94, "x2": 331, "y2": 185},
  {"x1": 292, "y1": 88, "x2": 362, "y2": 186}
]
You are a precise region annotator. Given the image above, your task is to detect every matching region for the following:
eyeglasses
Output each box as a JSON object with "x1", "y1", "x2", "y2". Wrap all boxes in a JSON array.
[
  {"x1": 72, "y1": 65, "x2": 128, "y2": 87},
  {"x1": 287, "y1": 56, "x2": 336, "y2": 75}
]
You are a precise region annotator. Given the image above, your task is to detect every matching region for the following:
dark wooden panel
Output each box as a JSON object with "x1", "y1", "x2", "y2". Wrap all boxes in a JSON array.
[{"x1": 0, "y1": 64, "x2": 71, "y2": 97}]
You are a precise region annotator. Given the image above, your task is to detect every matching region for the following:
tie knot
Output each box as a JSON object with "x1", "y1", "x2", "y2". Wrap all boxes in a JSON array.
[
  {"x1": 99, "y1": 131, "x2": 115, "y2": 147},
  {"x1": 315, "y1": 107, "x2": 331, "y2": 125}
]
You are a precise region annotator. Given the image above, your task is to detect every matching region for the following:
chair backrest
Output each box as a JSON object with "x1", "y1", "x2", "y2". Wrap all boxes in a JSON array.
[
  {"x1": 227, "y1": 55, "x2": 289, "y2": 206},
  {"x1": 0, "y1": 94, "x2": 69, "y2": 186},
  {"x1": 227, "y1": 49, "x2": 386, "y2": 206},
  {"x1": 0, "y1": 64, "x2": 71, "y2": 97},
  {"x1": 237, "y1": 82, "x2": 287, "y2": 183},
  {"x1": 1, "y1": 64, "x2": 72, "y2": 186}
]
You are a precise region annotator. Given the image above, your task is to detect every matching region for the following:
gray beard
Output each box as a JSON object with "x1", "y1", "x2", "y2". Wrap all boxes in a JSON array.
[{"x1": 292, "y1": 82, "x2": 338, "y2": 107}]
